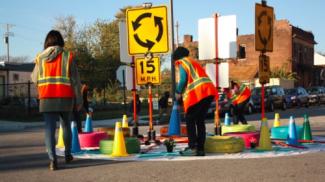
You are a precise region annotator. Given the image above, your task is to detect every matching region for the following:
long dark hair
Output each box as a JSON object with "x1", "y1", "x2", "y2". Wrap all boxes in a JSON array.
[{"x1": 43, "y1": 30, "x2": 64, "y2": 49}]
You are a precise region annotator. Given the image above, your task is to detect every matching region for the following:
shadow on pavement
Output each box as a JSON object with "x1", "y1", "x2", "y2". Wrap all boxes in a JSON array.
[{"x1": 0, "y1": 152, "x2": 130, "y2": 172}]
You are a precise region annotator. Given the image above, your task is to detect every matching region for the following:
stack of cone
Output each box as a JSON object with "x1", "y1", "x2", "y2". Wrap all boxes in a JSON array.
[
  {"x1": 56, "y1": 124, "x2": 65, "y2": 148},
  {"x1": 71, "y1": 121, "x2": 81, "y2": 153},
  {"x1": 287, "y1": 116, "x2": 299, "y2": 145},
  {"x1": 84, "y1": 113, "x2": 93, "y2": 133},
  {"x1": 122, "y1": 115, "x2": 129, "y2": 128},
  {"x1": 302, "y1": 114, "x2": 312, "y2": 140},
  {"x1": 111, "y1": 122, "x2": 128, "y2": 157},
  {"x1": 257, "y1": 118, "x2": 272, "y2": 151},
  {"x1": 168, "y1": 102, "x2": 181, "y2": 136},
  {"x1": 273, "y1": 113, "x2": 281, "y2": 127},
  {"x1": 224, "y1": 113, "x2": 231, "y2": 126}
]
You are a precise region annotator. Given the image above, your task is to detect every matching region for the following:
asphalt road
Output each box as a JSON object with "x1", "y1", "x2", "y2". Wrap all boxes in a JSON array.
[{"x1": 1, "y1": 106, "x2": 325, "y2": 182}]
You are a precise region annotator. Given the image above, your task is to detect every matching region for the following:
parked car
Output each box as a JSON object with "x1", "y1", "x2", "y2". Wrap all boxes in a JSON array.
[
  {"x1": 285, "y1": 87, "x2": 309, "y2": 107},
  {"x1": 249, "y1": 85, "x2": 287, "y2": 113},
  {"x1": 207, "y1": 93, "x2": 232, "y2": 117},
  {"x1": 306, "y1": 86, "x2": 325, "y2": 105}
]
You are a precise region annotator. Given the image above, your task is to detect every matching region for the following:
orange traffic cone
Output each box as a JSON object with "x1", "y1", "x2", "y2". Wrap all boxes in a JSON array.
[
  {"x1": 56, "y1": 124, "x2": 65, "y2": 148},
  {"x1": 111, "y1": 122, "x2": 128, "y2": 157},
  {"x1": 257, "y1": 118, "x2": 272, "y2": 151}
]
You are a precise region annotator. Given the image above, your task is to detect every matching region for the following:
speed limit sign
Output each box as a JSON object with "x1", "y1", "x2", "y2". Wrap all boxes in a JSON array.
[{"x1": 135, "y1": 56, "x2": 160, "y2": 85}]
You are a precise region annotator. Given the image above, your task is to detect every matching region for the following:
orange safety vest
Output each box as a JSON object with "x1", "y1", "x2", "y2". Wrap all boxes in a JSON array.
[
  {"x1": 37, "y1": 51, "x2": 75, "y2": 99},
  {"x1": 175, "y1": 57, "x2": 217, "y2": 112},
  {"x1": 231, "y1": 85, "x2": 251, "y2": 105}
]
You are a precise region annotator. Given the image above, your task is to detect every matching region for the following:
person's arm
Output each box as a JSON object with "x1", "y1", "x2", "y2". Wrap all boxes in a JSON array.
[
  {"x1": 31, "y1": 64, "x2": 38, "y2": 84},
  {"x1": 31, "y1": 56, "x2": 39, "y2": 84},
  {"x1": 70, "y1": 58, "x2": 82, "y2": 110},
  {"x1": 176, "y1": 65, "x2": 187, "y2": 94},
  {"x1": 175, "y1": 65, "x2": 187, "y2": 101}
]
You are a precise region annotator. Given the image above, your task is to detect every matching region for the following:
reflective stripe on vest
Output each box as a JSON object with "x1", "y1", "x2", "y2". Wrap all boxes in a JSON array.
[
  {"x1": 231, "y1": 85, "x2": 251, "y2": 105},
  {"x1": 176, "y1": 57, "x2": 216, "y2": 112},
  {"x1": 37, "y1": 51, "x2": 74, "y2": 98}
]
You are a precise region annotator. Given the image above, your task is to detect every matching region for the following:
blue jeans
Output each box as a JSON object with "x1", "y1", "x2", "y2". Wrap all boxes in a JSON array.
[{"x1": 43, "y1": 112, "x2": 72, "y2": 161}]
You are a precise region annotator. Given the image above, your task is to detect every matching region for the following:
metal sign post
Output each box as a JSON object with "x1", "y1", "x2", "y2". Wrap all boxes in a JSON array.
[
  {"x1": 131, "y1": 56, "x2": 139, "y2": 137},
  {"x1": 214, "y1": 14, "x2": 221, "y2": 135},
  {"x1": 255, "y1": 0, "x2": 274, "y2": 119},
  {"x1": 141, "y1": 53, "x2": 160, "y2": 145},
  {"x1": 126, "y1": 4, "x2": 168, "y2": 143}
]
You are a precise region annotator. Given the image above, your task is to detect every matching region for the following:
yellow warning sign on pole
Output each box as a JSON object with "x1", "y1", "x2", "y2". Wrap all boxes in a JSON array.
[
  {"x1": 135, "y1": 56, "x2": 160, "y2": 85},
  {"x1": 255, "y1": 3, "x2": 274, "y2": 52},
  {"x1": 126, "y1": 6, "x2": 169, "y2": 55}
]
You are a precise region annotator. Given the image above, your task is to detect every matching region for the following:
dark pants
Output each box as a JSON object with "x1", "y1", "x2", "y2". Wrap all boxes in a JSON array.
[
  {"x1": 233, "y1": 99, "x2": 249, "y2": 124},
  {"x1": 43, "y1": 112, "x2": 72, "y2": 162},
  {"x1": 185, "y1": 96, "x2": 213, "y2": 151},
  {"x1": 73, "y1": 110, "x2": 82, "y2": 133}
]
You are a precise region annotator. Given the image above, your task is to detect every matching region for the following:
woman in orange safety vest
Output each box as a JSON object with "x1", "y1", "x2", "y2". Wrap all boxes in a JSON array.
[{"x1": 31, "y1": 30, "x2": 82, "y2": 171}]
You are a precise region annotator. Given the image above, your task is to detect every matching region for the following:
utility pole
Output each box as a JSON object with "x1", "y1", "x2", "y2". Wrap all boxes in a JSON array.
[
  {"x1": 2, "y1": 23, "x2": 14, "y2": 98},
  {"x1": 3, "y1": 23, "x2": 15, "y2": 63},
  {"x1": 175, "y1": 21, "x2": 179, "y2": 47},
  {"x1": 169, "y1": 0, "x2": 176, "y2": 102}
]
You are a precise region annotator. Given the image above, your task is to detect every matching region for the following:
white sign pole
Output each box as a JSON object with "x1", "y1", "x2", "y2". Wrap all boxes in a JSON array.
[{"x1": 119, "y1": 21, "x2": 132, "y2": 63}]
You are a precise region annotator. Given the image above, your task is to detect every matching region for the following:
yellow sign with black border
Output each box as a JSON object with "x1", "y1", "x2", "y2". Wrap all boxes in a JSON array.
[
  {"x1": 135, "y1": 57, "x2": 160, "y2": 85},
  {"x1": 126, "y1": 6, "x2": 169, "y2": 55}
]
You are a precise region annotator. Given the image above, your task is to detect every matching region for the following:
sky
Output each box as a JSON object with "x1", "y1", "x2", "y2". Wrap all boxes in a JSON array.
[{"x1": 0, "y1": 0, "x2": 324, "y2": 62}]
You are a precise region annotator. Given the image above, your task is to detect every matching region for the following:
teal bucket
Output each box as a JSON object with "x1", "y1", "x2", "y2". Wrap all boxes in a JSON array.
[{"x1": 271, "y1": 125, "x2": 303, "y2": 140}]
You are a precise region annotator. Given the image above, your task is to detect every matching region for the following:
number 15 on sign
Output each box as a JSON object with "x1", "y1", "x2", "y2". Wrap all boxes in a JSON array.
[{"x1": 135, "y1": 57, "x2": 160, "y2": 85}]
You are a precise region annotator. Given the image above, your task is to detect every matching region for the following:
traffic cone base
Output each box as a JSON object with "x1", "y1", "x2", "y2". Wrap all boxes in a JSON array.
[
  {"x1": 168, "y1": 102, "x2": 181, "y2": 136},
  {"x1": 257, "y1": 118, "x2": 272, "y2": 151},
  {"x1": 111, "y1": 122, "x2": 128, "y2": 157}
]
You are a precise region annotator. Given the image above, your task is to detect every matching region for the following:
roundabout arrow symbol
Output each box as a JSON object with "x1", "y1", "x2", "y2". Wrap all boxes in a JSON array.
[
  {"x1": 134, "y1": 34, "x2": 155, "y2": 50},
  {"x1": 132, "y1": 12, "x2": 152, "y2": 31},
  {"x1": 154, "y1": 16, "x2": 163, "y2": 42},
  {"x1": 257, "y1": 10, "x2": 272, "y2": 48}
]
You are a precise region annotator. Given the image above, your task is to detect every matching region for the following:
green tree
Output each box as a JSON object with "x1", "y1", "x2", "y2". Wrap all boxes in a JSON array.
[{"x1": 53, "y1": 15, "x2": 76, "y2": 50}]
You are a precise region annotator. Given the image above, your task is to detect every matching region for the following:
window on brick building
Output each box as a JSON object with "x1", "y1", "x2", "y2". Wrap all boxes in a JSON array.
[
  {"x1": 13, "y1": 74, "x2": 19, "y2": 81},
  {"x1": 238, "y1": 45, "x2": 246, "y2": 59}
]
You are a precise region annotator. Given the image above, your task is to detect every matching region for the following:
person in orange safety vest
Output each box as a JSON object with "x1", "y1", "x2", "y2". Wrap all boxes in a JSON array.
[
  {"x1": 31, "y1": 30, "x2": 82, "y2": 171},
  {"x1": 230, "y1": 81, "x2": 251, "y2": 124},
  {"x1": 173, "y1": 47, "x2": 217, "y2": 156}
]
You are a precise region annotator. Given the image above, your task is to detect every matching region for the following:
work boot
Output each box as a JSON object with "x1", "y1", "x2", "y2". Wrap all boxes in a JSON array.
[
  {"x1": 179, "y1": 147, "x2": 197, "y2": 156},
  {"x1": 65, "y1": 154, "x2": 73, "y2": 164},
  {"x1": 49, "y1": 160, "x2": 58, "y2": 171}
]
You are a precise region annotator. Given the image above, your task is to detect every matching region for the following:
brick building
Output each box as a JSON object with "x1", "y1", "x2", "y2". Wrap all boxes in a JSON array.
[
  {"x1": 179, "y1": 34, "x2": 198, "y2": 59},
  {"x1": 230, "y1": 20, "x2": 317, "y2": 87}
]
